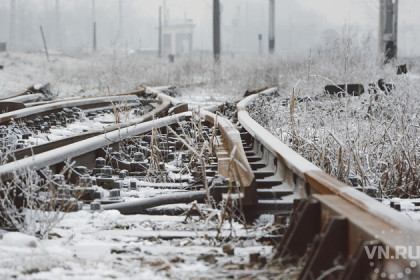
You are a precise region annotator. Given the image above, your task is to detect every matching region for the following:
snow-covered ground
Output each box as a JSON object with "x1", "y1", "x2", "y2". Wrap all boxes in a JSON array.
[
  {"x1": 0, "y1": 210, "x2": 282, "y2": 280},
  {"x1": 247, "y1": 61, "x2": 420, "y2": 219},
  {"x1": 2, "y1": 43, "x2": 418, "y2": 278},
  {"x1": 0, "y1": 53, "x2": 293, "y2": 280},
  {"x1": 0, "y1": 51, "x2": 257, "y2": 103},
  {"x1": 3, "y1": 106, "x2": 153, "y2": 153}
]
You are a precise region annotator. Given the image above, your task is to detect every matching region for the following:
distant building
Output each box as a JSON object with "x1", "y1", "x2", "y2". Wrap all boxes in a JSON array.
[{"x1": 162, "y1": 20, "x2": 195, "y2": 56}]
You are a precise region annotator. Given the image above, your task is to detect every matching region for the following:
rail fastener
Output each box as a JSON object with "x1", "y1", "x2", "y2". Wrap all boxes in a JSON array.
[{"x1": 237, "y1": 87, "x2": 420, "y2": 278}]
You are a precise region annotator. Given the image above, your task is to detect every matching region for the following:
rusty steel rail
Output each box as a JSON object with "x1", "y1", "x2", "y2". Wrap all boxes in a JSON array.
[
  {"x1": 0, "y1": 84, "x2": 52, "y2": 113},
  {"x1": 237, "y1": 88, "x2": 420, "y2": 278},
  {"x1": 4, "y1": 88, "x2": 146, "y2": 111},
  {"x1": 198, "y1": 109, "x2": 256, "y2": 206},
  {"x1": 2, "y1": 93, "x2": 46, "y2": 104},
  {"x1": 0, "y1": 111, "x2": 191, "y2": 182},
  {"x1": 1, "y1": 91, "x2": 253, "y2": 212},
  {"x1": 0, "y1": 85, "x2": 44, "y2": 101},
  {"x1": 3, "y1": 83, "x2": 418, "y2": 277},
  {"x1": 5, "y1": 93, "x2": 175, "y2": 163},
  {"x1": 149, "y1": 87, "x2": 188, "y2": 115},
  {"x1": 0, "y1": 95, "x2": 142, "y2": 124}
]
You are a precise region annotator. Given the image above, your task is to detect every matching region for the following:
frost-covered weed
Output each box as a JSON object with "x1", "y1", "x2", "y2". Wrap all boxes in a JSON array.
[
  {"x1": 248, "y1": 30, "x2": 420, "y2": 198},
  {"x1": 0, "y1": 166, "x2": 77, "y2": 238},
  {"x1": 49, "y1": 51, "x2": 288, "y2": 98}
]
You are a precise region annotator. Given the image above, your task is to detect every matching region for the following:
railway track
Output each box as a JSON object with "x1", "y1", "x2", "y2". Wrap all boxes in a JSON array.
[{"x1": 0, "y1": 86, "x2": 419, "y2": 279}]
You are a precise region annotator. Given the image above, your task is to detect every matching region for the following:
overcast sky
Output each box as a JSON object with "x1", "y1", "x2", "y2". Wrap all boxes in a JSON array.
[{"x1": 0, "y1": 0, "x2": 419, "y2": 56}]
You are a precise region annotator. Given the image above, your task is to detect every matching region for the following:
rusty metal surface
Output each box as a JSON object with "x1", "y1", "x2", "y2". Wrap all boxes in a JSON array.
[
  {"x1": 155, "y1": 92, "x2": 188, "y2": 115},
  {"x1": 1, "y1": 83, "x2": 418, "y2": 276},
  {"x1": 0, "y1": 84, "x2": 52, "y2": 101},
  {"x1": 199, "y1": 109, "x2": 256, "y2": 206},
  {"x1": 0, "y1": 101, "x2": 25, "y2": 113},
  {"x1": 0, "y1": 89, "x2": 30, "y2": 101},
  {"x1": 116, "y1": 87, "x2": 146, "y2": 96},
  {"x1": 306, "y1": 169, "x2": 420, "y2": 238},
  {"x1": 314, "y1": 194, "x2": 419, "y2": 276},
  {"x1": 0, "y1": 95, "x2": 140, "y2": 124},
  {"x1": 237, "y1": 88, "x2": 420, "y2": 270},
  {"x1": 2, "y1": 93, "x2": 46, "y2": 104},
  {"x1": 237, "y1": 88, "x2": 320, "y2": 179},
  {"x1": 7, "y1": 94, "x2": 173, "y2": 162},
  {"x1": 1, "y1": 91, "x2": 189, "y2": 180},
  {"x1": 0, "y1": 111, "x2": 191, "y2": 182}
]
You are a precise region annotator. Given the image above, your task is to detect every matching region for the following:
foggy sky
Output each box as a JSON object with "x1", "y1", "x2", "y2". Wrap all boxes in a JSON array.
[{"x1": 0, "y1": 0, "x2": 419, "y2": 56}]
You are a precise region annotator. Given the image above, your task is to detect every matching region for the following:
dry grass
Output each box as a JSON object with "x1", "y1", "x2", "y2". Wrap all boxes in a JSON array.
[
  {"x1": 0, "y1": 163, "x2": 79, "y2": 239},
  {"x1": 247, "y1": 30, "x2": 420, "y2": 198}
]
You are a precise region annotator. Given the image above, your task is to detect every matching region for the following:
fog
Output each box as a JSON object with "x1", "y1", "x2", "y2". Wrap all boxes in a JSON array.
[{"x1": 0, "y1": 0, "x2": 419, "y2": 56}]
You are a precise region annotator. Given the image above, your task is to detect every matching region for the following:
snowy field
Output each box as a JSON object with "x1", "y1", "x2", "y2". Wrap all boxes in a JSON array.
[
  {"x1": 0, "y1": 210, "x2": 286, "y2": 280},
  {"x1": 245, "y1": 44, "x2": 420, "y2": 218},
  {"x1": 0, "y1": 51, "x2": 295, "y2": 280},
  {"x1": 1, "y1": 35, "x2": 419, "y2": 278},
  {"x1": 249, "y1": 75, "x2": 420, "y2": 199},
  {"x1": 0, "y1": 51, "x2": 281, "y2": 103}
]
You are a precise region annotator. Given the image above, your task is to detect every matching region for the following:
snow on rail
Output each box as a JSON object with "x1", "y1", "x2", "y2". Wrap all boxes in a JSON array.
[
  {"x1": 0, "y1": 112, "x2": 191, "y2": 182},
  {"x1": 237, "y1": 88, "x2": 420, "y2": 238}
]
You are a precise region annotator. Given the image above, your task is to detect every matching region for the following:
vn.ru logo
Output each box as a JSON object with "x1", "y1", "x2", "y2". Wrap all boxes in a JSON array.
[
  {"x1": 364, "y1": 244, "x2": 418, "y2": 279},
  {"x1": 365, "y1": 245, "x2": 420, "y2": 260}
]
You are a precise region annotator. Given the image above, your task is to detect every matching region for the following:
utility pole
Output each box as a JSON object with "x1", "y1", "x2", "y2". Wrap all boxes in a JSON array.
[
  {"x1": 92, "y1": 0, "x2": 97, "y2": 51},
  {"x1": 40, "y1": 26, "x2": 49, "y2": 61},
  {"x1": 92, "y1": 0, "x2": 96, "y2": 22},
  {"x1": 93, "y1": 22, "x2": 97, "y2": 51},
  {"x1": 55, "y1": 0, "x2": 61, "y2": 49},
  {"x1": 379, "y1": 0, "x2": 398, "y2": 62},
  {"x1": 213, "y1": 0, "x2": 221, "y2": 62},
  {"x1": 163, "y1": 0, "x2": 167, "y2": 26},
  {"x1": 158, "y1": 6, "x2": 162, "y2": 58},
  {"x1": 393, "y1": 0, "x2": 398, "y2": 54},
  {"x1": 378, "y1": 0, "x2": 385, "y2": 54},
  {"x1": 268, "y1": 0, "x2": 275, "y2": 54},
  {"x1": 9, "y1": 0, "x2": 16, "y2": 51}
]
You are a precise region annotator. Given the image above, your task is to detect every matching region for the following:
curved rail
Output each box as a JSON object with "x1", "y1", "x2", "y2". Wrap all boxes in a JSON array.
[
  {"x1": 4, "y1": 92, "x2": 175, "y2": 163},
  {"x1": 237, "y1": 88, "x2": 420, "y2": 277},
  {"x1": 0, "y1": 91, "x2": 253, "y2": 214},
  {"x1": 0, "y1": 84, "x2": 50, "y2": 101},
  {"x1": 198, "y1": 109, "x2": 256, "y2": 206},
  {"x1": 0, "y1": 92, "x2": 185, "y2": 180},
  {"x1": 2, "y1": 83, "x2": 418, "y2": 277},
  {"x1": 0, "y1": 95, "x2": 142, "y2": 124},
  {"x1": 0, "y1": 111, "x2": 191, "y2": 182}
]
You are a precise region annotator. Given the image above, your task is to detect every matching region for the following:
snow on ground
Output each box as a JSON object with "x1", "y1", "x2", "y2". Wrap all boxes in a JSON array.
[
  {"x1": 0, "y1": 51, "x2": 251, "y2": 103},
  {"x1": 0, "y1": 51, "x2": 292, "y2": 279},
  {"x1": 6, "y1": 45, "x2": 417, "y2": 278},
  {"x1": 0, "y1": 209, "x2": 280, "y2": 280},
  {"x1": 247, "y1": 59, "x2": 420, "y2": 220},
  {"x1": 0, "y1": 52, "x2": 91, "y2": 98},
  {"x1": 13, "y1": 108, "x2": 152, "y2": 150}
]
